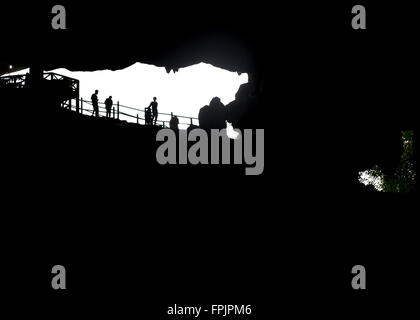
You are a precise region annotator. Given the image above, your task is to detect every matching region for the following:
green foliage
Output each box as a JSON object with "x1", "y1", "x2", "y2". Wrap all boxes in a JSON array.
[
  {"x1": 359, "y1": 130, "x2": 416, "y2": 193},
  {"x1": 359, "y1": 165, "x2": 383, "y2": 191},
  {"x1": 381, "y1": 130, "x2": 416, "y2": 193}
]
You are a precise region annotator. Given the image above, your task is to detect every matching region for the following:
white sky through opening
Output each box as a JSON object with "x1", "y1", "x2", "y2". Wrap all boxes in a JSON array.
[{"x1": 10, "y1": 63, "x2": 248, "y2": 130}]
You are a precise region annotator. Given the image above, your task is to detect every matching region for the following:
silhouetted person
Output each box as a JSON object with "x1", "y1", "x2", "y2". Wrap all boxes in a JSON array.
[
  {"x1": 91, "y1": 90, "x2": 99, "y2": 117},
  {"x1": 187, "y1": 123, "x2": 200, "y2": 134},
  {"x1": 169, "y1": 115, "x2": 179, "y2": 130},
  {"x1": 25, "y1": 72, "x2": 31, "y2": 88},
  {"x1": 148, "y1": 97, "x2": 158, "y2": 125},
  {"x1": 226, "y1": 83, "x2": 260, "y2": 130},
  {"x1": 145, "y1": 106, "x2": 152, "y2": 125},
  {"x1": 105, "y1": 96, "x2": 113, "y2": 118},
  {"x1": 198, "y1": 97, "x2": 227, "y2": 130}
]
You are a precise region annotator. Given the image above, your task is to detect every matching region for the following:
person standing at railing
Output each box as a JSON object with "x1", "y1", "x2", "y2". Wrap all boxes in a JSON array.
[
  {"x1": 169, "y1": 115, "x2": 179, "y2": 130},
  {"x1": 105, "y1": 96, "x2": 113, "y2": 118},
  {"x1": 91, "y1": 90, "x2": 99, "y2": 117},
  {"x1": 24, "y1": 72, "x2": 31, "y2": 88},
  {"x1": 148, "y1": 97, "x2": 158, "y2": 125}
]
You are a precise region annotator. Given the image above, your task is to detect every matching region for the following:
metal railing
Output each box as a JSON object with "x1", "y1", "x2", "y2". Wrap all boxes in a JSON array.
[
  {"x1": 1, "y1": 72, "x2": 80, "y2": 111},
  {"x1": 43, "y1": 72, "x2": 79, "y2": 93},
  {"x1": 0, "y1": 74, "x2": 27, "y2": 88},
  {"x1": 1, "y1": 72, "x2": 79, "y2": 91},
  {"x1": 1, "y1": 72, "x2": 198, "y2": 128},
  {"x1": 74, "y1": 98, "x2": 199, "y2": 128}
]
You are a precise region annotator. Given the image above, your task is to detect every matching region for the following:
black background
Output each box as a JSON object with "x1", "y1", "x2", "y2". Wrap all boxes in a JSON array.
[{"x1": 0, "y1": 1, "x2": 418, "y2": 318}]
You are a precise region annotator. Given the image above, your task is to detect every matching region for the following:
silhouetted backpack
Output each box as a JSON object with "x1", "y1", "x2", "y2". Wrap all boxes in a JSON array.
[{"x1": 145, "y1": 107, "x2": 152, "y2": 124}]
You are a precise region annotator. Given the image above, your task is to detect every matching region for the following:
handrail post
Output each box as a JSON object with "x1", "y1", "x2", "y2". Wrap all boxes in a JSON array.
[
  {"x1": 190, "y1": 117, "x2": 193, "y2": 125},
  {"x1": 171, "y1": 112, "x2": 173, "y2": 118},
  {"x1": 136, "y1": 114, "x2": 139, "y2": 124},
  {"x1": 117, "y1": 101, "x2": 120, "y2": 120},
  {"x1": 80, "y1": 98, "x2": 83, "y2": 115},
  {"x1": 113, "y1": 107, "x2": 115, "y2": 119},
  {"x1": 75, "y1": 80, "x2": 80, "y2": 113},
  {"x1": 144, "y1": 108, "x2": 146, "y2": 125}
]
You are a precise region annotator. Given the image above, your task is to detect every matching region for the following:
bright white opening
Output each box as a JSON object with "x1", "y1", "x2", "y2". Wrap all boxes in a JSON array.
[{"x1": 9, "y1": 62, "x2": 248, "y2": 131}]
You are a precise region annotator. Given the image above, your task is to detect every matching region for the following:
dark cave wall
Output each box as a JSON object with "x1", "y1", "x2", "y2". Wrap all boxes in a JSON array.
[
  {"x1": 1, "y1": 1, "x2": 269, "y2": 75},
  {"x1": 1, "y1": 2, "x2": 418, "y2": 192}
]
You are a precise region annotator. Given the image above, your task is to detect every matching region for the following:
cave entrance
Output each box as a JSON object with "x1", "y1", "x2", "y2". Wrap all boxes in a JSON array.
[{"x1": 9, "y1": 62, "x2": 248, "y2": 130}]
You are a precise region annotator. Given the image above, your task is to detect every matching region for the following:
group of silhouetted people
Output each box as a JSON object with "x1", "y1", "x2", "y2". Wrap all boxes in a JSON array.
[
  {"x1": 91, "y1": 89, "x2": 113, "y2": 118},
  {"x1": 198, "y1": 97, "x2": 227, "y2": 130},
  {"x1": 90, "y1": 83, "x2": 257, "y2": 131},
  {"x1": 91, "y1": 90, "x2": 159, "y2": 124},
  {"x1": 198, "y1": 83, "x2": 260, "y2": 131}
]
